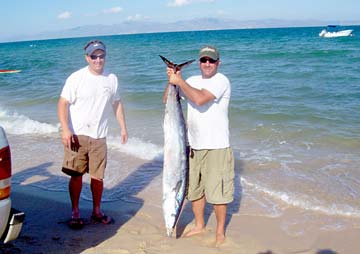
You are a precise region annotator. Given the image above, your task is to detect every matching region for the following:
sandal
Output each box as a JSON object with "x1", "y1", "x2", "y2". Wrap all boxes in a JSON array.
[
  {"x1": 68, "y1": 217, "x2": 84, "y2": 230},
  {"x1": 91, "y1": 214, "x2": 114, "y2": 225}
]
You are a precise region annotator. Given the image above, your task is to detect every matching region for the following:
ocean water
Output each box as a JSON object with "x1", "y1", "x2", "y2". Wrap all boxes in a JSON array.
[{"x1": 1, "y1": 26, "x2": 359, "y2": 234}]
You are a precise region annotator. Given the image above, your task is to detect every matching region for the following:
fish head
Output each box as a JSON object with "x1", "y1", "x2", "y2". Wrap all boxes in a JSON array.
[{"x1": 162, "y1": 192, "x2": 179, "y2": 231}]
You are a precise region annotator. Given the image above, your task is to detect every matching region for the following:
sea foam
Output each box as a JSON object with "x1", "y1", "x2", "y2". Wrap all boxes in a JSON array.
[
  {"x1": 0, "y1": 108, "x2": 59, "y2": 135},
  {"x1": 107, "y1": 136, "x2": 163, "y2": 161},
  {"x1": 241, "y1": 177, "x2": 360, "y2": 218}
]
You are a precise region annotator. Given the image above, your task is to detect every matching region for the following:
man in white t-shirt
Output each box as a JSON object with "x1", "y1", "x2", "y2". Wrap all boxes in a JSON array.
[
  {"x1": 166, "y1": 45, "x2": 234, "y2": 245},
  {"x1": 58, "y1": 40, "x2": 128, "y2": 229}
]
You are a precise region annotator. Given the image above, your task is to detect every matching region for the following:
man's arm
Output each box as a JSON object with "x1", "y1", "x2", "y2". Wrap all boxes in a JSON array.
[
  {"x1": 113, "y1": 100, "x2": 128, "y2": 144},
  {"x1": 57, "y1": 97, "x2": 73, "y2": 149},
  {"x1": 167, "y1": 68, "x2": 215, "y2": 106}
]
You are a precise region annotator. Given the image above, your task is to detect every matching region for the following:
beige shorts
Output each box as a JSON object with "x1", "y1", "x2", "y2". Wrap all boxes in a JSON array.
[
  {"x1": 187, "y1": 147, "x2": 234, "y2": 204},
  {"x1": 62, "y1": 135, "x2": 107, "y2": 180}
]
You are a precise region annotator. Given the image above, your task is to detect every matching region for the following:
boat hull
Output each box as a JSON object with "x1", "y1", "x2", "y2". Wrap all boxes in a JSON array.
[{"x1": 319, "y1": 29, "x2": 353, "y2": 38}]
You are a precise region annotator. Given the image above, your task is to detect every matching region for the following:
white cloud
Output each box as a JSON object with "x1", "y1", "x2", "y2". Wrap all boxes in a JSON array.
[
  {"x1": 168, "y1": 0, "x2": 215, "y2": 7},
  {"x1": 127, "y1": 14, "x2": 148, "y2": 22},
  {"x1": 168, "y1": 0, "x2": 191, "y2": 7},
  {"x1": 216, "y1": 9, "x2": 226, "y2": 16},
  {"x1": 103, "y1": 6, "x2": 123, "y2": 14},
  {"x1": 57, "y1": 11, "x2": 71, "y2": 20}
]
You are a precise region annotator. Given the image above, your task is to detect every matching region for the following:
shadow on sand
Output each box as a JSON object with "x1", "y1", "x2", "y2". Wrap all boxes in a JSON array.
[
  {"x1": 1, "y1": 157, "x2": 163, "y2": 254},
  {"x1": 1, "y1": 159, "x2": 341, "y2": 254}
]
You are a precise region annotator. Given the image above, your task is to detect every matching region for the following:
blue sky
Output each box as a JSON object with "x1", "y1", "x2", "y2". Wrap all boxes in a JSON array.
[{"x1": 2, "y1": 0, "x2": 359, "y2": 39}]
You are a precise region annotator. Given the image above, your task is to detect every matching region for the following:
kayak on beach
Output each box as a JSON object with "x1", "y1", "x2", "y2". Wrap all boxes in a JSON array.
[{"x1": 0, "y1": 70, "x2": 21, "y2": 74}]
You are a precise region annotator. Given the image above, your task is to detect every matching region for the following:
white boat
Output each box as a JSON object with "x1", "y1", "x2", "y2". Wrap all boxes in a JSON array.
[{"x1": 319, "y1": 25, "x2": 354, "y2": 38}]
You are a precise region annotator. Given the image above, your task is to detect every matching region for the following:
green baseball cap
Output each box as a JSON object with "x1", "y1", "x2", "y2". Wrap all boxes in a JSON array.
[{"x1": 199, "y1": 45, "x2": 219, "y2": 60}]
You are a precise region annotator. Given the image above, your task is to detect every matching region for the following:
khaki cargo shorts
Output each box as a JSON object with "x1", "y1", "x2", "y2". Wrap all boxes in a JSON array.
[
  {"x1": 62, "y1": 135, "x2": 107, "y2": 180},
  {"x1": 187, "y1": 147, "x2": 234, "y2": 204}
]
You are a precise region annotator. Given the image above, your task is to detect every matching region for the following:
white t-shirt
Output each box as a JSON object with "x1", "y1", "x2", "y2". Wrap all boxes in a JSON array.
[
  {"x1": 60, "y1": 66, "x2": 120, "y2": 139},
  {"x1": 186, "y1": 72, "x2": 231, "y2": 149}
]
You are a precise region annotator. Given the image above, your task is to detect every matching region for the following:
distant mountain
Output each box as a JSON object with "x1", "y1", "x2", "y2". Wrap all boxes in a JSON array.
[{"x1": 2, "y1": 18, "x2": 359, "y2": 42}]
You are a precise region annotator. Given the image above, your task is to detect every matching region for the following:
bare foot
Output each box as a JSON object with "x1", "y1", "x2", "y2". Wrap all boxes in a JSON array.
[
  {"x1": 183, "y1": 227, "x2": 206, "y2": 238},
  {"x1": 71, "y1": 210, "x2": 80, "y2": 219},
  {"x1": 215, "y1": 233, "x2": 226, "y2": 246}
]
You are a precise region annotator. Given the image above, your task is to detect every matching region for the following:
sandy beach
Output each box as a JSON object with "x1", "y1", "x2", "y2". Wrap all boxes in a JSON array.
[
  {"x1": 0, "y1": 135, "x2": 358, "y2": 254},
  {"x1": 0, "y1": 175, "x2": 358, "y2": 254}
]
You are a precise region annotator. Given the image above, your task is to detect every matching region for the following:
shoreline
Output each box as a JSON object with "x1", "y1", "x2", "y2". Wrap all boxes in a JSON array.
[
  {"x1": 3, "y1": 134, "x2": 360, "y2": 253},
  {"x1": 4, "y1": 134, "x2": 360, "y2": 253},
  {"x1": 3, "y1": 183, "x2": 359, "y2": 254}
]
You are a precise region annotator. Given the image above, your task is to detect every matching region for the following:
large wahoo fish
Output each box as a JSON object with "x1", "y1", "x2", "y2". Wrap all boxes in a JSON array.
[{"x1": 160, "y1": 55, "x2": 194, "y2": 237}]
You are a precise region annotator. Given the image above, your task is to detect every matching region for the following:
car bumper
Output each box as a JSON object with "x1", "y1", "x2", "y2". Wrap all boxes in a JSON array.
[
  {"x1": 0, "y1": 199, "x2": 25, "y2": 243},
  {"x1": 0, "y1": 198, "x2": 11, "y2": 237}
]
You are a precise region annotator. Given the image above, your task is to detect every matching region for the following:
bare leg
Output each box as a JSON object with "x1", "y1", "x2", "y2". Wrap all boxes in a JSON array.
[
  {"x1": 184, "y1": 196, "x2": 206, "y2": 237},
  {"x1": 69, "y1": 175, "x2": 83, "y2": 218},
  {"x1": 90, "y1": 177, "x2": 112, "y2": 224},
  {"x1": 90, "y1": 177, "x2": 103, "y2": 216},
  {"x1": 214, "y1": 203, "x2": 227, "y2": 245}
]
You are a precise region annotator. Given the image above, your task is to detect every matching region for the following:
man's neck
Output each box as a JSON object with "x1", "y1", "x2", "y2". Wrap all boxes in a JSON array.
[{"x1": 88, "y1": 66, "x2": 103, "y2": 75}]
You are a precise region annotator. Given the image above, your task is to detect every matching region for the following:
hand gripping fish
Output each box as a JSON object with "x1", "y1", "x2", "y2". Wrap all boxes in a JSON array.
[{"x1": 160, "y1": 55, "x2": 194, "y2": 237}]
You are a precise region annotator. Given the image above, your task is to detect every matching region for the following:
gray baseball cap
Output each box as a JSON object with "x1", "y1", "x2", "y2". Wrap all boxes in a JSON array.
[
  {"x1": 84, "y1": 40, "x2": 106, "y2": 55},
  {"x1": 199, "y1": 45, "x2": 219, "y2": 60}
]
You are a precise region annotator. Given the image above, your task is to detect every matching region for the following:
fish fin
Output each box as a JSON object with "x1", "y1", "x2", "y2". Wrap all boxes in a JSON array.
[
  {"x1": 174, "y1": 180, "x2": 183, "y2": 193},
  {"x1": 177, "y1": 59, "x2": 195, "y2": 70},
  {"x1": 159, "y1": 55, "x2": 195, "y2": 73},
  {"x1": 159, "y1": 55, "x2": 175, "y2": 69}
]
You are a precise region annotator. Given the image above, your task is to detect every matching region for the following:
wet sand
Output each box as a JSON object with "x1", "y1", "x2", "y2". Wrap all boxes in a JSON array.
[
  {"x1": 2, "y1": 135, "x2": 359, "y2": 254},
  {"x1": 1, "y1": 179, "x2": 358, "y2": 254}
]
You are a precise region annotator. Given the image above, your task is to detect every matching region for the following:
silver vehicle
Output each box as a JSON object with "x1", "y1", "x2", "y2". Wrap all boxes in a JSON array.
[{"x1": 0, "y1": 126, "x2": 25, "y2": 243}]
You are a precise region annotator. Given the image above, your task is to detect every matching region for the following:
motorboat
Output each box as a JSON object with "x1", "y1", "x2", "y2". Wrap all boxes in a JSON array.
[{"x1": 319, "y1": 25, "x2": 354, "y2": 38}]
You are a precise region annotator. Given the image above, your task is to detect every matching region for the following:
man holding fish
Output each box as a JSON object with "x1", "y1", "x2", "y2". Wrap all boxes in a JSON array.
[{"x1": 165, "y1": 45, "x2": 234, "y2": 245}]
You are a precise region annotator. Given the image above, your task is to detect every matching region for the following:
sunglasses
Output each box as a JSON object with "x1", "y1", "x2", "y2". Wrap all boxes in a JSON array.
[
  {"x1": 199, "y1": 57, "x2": 218, "y2": 64},
  {"x1": 89, "y1": 54, "x2": 106, "y2": 60}
]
